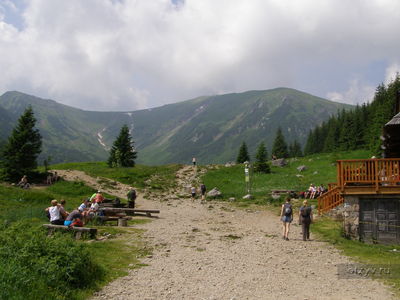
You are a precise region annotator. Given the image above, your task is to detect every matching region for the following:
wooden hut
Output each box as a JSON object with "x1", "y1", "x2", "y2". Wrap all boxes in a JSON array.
[
  {"x1": 318, "y1": 92, "x2": 400, "y2": 244},
  {"x1": 383, "y1": 112, "x2": 400, "y2": 158}
]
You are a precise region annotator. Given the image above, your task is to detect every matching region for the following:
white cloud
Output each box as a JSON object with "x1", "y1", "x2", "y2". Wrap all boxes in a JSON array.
[
  {"x1": 384, "y1": 62, "x2": 400, "y2": 85},
  {"x1": 326, "y1": 79, "x2": 376, "y2": 105},
  {"x1": 0, "y1": 0, "x2": 400, "y2": 110}
]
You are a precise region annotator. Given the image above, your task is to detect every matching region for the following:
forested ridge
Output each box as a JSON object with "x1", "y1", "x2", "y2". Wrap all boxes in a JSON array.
[{"x1": 304, "y1": 76, "x2": 400, "y2": 156}]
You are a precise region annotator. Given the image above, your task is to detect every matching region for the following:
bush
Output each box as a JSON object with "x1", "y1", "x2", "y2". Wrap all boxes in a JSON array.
[{"x1": 0, "y1": 221, "x2": 104, "y2": 300}]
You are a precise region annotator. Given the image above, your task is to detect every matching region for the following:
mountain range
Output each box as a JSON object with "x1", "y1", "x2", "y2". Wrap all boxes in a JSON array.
[{"x1": 0, "y1": 88, "x2": 352, "y2": 165}]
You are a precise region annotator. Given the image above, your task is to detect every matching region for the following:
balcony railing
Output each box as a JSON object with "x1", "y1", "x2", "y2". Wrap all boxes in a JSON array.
[
  {"x1": 337, "y1": 158, "x2": 400, "y2": 191},
  {"x1": 318, "y1": 158, "x2": 400, "y2": 214}
]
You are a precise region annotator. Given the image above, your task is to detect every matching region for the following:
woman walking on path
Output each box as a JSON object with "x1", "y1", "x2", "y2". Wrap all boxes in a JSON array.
[
  {"x1": 280, "y1": 197, "x2": 293, "y2": 240},
  {"x1": 299, "y1": 200, "x2": 313, "y2": 241}
]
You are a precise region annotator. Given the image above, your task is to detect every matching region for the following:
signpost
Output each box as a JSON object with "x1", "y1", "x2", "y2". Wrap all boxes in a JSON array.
[{"x1": 244, "y1": 161, "x2": 251, "y2": 194}]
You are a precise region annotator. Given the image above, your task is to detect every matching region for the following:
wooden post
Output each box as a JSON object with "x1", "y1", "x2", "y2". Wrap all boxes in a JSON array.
[{"x1": 118, "y1": 218, "x2": 127, "y2": 227}]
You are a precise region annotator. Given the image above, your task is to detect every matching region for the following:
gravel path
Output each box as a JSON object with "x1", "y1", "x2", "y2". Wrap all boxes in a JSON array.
[{"x1": 55, "y1": 167, "x2": 396, "y2": 300}]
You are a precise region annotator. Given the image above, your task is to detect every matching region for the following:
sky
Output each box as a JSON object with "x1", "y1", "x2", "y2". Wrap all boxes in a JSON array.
[{"x1": 0, "y1": 0, "x2": 399, "y2": 111}]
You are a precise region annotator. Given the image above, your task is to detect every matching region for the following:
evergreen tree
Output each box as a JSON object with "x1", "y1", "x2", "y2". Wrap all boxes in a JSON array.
[
  {"x1": 271, "y1": 127, "x2": 289, "y2": 158},
  {"x1": 2, "y1": 106, "x2": 42, "y2": 181},
  {"x1": 108, "y1": 125, "x2": 137, "y2": 167},
  {"x1": 236, "y1": 141, "x2": 250, "y2": 163},
  {"x1": 254, "y1": 142, "x2": 270, "y2": 173},
  {"x1": 289, "y1": 140, "x2": 303, "y2": 157}
]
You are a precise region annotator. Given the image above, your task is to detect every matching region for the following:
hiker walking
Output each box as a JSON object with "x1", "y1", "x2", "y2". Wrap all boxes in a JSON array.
[
  {"x1": 127, "y1": 187, "x2": 137, "y2": 208},
  {"x1": 190, "y1": 185, "x2": 197, "y2": 200},
  {"x1": 280, "y1": 196, "x2": 293, "y2": 240},
  {"x1": 200, "y1": 183, "x2": 207, "y2": 202},
  {"x1": 299, "y1": 200, "x2": 313, "y2": 241},
  {"x1": 192, "y1": 157, "x2": 196, "y2": 166}
]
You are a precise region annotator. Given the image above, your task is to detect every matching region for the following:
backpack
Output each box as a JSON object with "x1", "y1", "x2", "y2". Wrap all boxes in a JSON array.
[
  {"x1": 70, "y1": 218, "x2": 83, "y2": 227},
  {"x1": 284, "y1": 204, "x2": 292, "y2": 216},
  {"x1": 301, "y1": 206, "x2": 311, "y2": 218}
]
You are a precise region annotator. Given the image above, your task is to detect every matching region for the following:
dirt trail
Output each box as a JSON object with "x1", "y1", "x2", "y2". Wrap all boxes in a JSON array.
[{"x1": 55, "y1": 167, "x2": 396, "y2": 300}]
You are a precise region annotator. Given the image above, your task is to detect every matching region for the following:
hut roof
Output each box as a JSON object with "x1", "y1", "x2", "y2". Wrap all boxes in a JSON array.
[{"x1": 385, "y1": 112, "x2": 400, "y2": 126}]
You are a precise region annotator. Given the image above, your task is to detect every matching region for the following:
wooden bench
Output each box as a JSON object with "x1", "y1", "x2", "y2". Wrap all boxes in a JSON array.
[
  {"x1": 99, "y1": 207, "x2": 160, "y2": 218},
  {"x1": 43, "y1": 224, "x2": 97, "y2": 239},
  {"x1": 96, "y1": 215, "x2": 133, "y2": 227}
]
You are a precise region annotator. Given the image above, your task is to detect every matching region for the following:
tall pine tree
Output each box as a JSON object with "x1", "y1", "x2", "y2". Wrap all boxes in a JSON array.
[
  {"x1": 254, "y1": 142, "x2": 270, "y2": 173},
  {"x1": 108, "y1": 125, "x2": 137, "y2": 167},
  {"x1": 236, "y1": 141, "x2": 250, "y2": 163},
  {"x1": 271, "y1": 127, "x2": 289, "y2": 158},
  {"x1": 2, "y1": 106, "x2": 42, "y2": 181},
  {"x1": 289, "y1": 140, "x2": 303, "y2": 157}
]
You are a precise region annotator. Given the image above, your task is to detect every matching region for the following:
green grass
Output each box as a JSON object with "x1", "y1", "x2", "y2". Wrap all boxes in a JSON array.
[
  {"x1": 51, "y1": 162, "x2": 181, "y2": 192},
  {"x1": 0, "y1": 181, "x2": 150, "y2": 300},
  {"x1": 201, "y1": 150, "x2": 371, "y2": 205}
]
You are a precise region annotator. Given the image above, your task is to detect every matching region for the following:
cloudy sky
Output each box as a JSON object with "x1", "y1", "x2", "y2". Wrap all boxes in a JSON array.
[{"x1": 0, "y1": 0, "x2": 399, "y2": 111}]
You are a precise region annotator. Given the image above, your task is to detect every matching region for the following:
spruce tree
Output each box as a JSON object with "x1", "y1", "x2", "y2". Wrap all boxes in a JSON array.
[
  {"x1": 254, "y1": 142, "x2": 270, "y2": 173},
  {"x1": 2, "y1": 106, "x2": 42, "y2": 181},
  {"x1": 289, "y1": 140, "x2": 303, "y2": 157},
  {"x1": 236, "y1": 141, "x2": 250, "y2": 163},
  {"x1": 108, "y1": 125, "x2": 137, "y2": 167},
  {"x1": 271, "y1": 127, "x2": 289, "y2": 158}
]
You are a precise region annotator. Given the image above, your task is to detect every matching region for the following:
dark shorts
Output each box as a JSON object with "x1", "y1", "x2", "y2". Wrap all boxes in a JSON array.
[
  {"x1": 281, "y1": 216, "x2": 292, "y2": 223},
  {"x1": 191, "y1": 193, "x2": 196, "y2": 197}
]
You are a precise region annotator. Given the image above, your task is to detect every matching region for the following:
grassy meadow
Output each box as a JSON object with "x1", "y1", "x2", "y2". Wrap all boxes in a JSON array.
[
  {"x1": 0, "y1": 172, "x2": 156, "y2": 300},
  {"x1": 201, "y1": 150, "x2": 372, "y2": 205}
]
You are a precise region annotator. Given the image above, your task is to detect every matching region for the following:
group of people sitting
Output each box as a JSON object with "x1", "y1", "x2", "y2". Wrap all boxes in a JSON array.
[
  {"x1": 45, "y1": 190, "x2": 105, "y2": 227},
  {"x1": 299, "y1": 183, "x2": 327, "y2": 199}
]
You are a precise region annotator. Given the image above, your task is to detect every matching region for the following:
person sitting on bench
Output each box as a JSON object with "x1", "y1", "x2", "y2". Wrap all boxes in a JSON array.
[
  {"x1": 45, "y1": 200, "x2": 64, "y2": 225},
  {"x1": 64, "y1": 209, "x2": 83, "y2": 227},
  {"x1": 18, "y1": 175, "x2": 30, "y2": 189},
  {"x1": 90, "y1": 190, "x2": 105, "y2": 204}
]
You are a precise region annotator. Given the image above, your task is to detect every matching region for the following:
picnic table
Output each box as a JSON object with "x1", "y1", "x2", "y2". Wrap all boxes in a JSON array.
[{"x1": 99, "y1": 207, "x2": 160, "y2": 218}]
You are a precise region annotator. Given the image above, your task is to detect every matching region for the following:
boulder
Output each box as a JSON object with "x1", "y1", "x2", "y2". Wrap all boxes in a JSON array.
[
  {"x1": 271, "y1": 158, "x2": 287, "y2": 167},
  {"x1": 229, "y1": 197, "x2": 236, "y2": 202},
  {"x1": 242, "y1": 194, "x2": 253, "y2": 200},
  {"x1": 207, "y1": 187, "x2": 222, "y2": 198},
  {"x1": 297, "y1": 165, "x2": 307, "y2": 172}
]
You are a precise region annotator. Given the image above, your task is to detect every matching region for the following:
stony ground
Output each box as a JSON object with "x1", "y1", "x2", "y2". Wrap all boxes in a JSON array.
[{"x1": 55, "y1": 167, "x2": 397, "y2": 300}]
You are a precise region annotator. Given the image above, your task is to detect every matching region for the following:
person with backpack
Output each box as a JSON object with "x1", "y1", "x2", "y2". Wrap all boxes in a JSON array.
[
  {"x1": 127, "y1": 187, "x2": 137, "y2": 208},
  {"x1": 280, "y1": 196, "x2": 293, "y2": 240},
  {"x1": 200, "y1": 183, "x2": 207, "y2": 202},
  {"x1": 299, "y1": 200, "x2": 313, "y2": 241}
]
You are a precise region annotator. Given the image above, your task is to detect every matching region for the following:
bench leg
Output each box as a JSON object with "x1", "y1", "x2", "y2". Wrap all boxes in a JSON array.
[
  {"x1": 146, "y1": 212, "x2": 151, "y2": 217},
  {"x1": 75, "y1": 231, "x2": 82, "y2": 240}
]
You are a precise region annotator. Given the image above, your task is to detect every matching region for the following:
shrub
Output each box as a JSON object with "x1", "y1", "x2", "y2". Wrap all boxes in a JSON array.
[{"x1": 0, "y1": 221, "x2": 104, "y2": 299}]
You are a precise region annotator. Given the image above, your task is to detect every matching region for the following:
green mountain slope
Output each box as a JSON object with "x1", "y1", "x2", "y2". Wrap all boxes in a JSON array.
[
  {"x1": 0, "y1": 91, "x2": 135, "y2": 163},
  {"x1": 131, "y1": 88, "x2": 352, "y2": 164},
  {"x1": 0, "y1": 89, "x2": 352, "y2": 165}
]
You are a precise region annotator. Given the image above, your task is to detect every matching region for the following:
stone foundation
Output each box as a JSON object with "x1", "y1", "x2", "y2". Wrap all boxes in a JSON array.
[{"x1": 343, "y1": 196, "x2": 360, "y2": 240}]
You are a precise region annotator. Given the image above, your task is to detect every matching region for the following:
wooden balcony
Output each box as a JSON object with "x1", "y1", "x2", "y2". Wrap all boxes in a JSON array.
[
  {"x1": 337, "y1": 158, "x2": 400, "y2": 194},
  {"x1": 318, "y1": 158, "x2": 400, "y2": 214}
]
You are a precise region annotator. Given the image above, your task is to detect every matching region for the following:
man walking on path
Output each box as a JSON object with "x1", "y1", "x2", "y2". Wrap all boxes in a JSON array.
[
  {"x1": 200, "y1": 183, "x2": 206, "y2": 202},
  {"x1": 192, "y1": 157, "x2": 196, "y2": 166},
  {"x1": 127, "y1": 187, "x2": 137, "y2": 208},
  {"x1": 280, "y1": 196, "x2": 293, "y2": 240}
]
